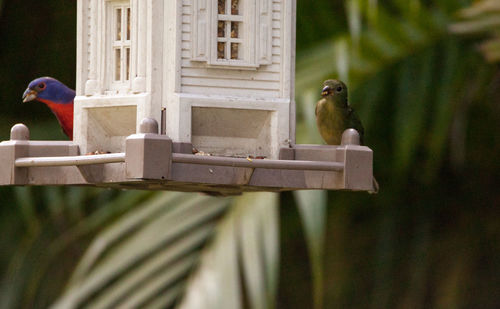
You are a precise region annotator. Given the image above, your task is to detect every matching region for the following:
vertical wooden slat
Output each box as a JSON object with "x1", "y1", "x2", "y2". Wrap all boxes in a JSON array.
[
  {"x1": 192, "y1": 0, "x2": 209, "y2": 61},
  {"x1": 257, "y1": 0, "x2": 272, "y2": 65}
]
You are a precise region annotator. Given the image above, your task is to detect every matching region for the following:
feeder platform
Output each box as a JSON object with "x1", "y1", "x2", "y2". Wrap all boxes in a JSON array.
[{"x1": 0, "y1": 121, "x2": 375, "y2": 195}]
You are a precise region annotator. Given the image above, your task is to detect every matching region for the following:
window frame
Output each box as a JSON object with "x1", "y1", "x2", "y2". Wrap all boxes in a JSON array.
[
  {"x1": 106, "y1": 0, "x2": 132, "y2": 93},
  {"x1": 212, "y1": 0, "x2": 253, "y2": 67},
  {"x1": 192, "y1": 0, "x2": 273, "y2": 69}
]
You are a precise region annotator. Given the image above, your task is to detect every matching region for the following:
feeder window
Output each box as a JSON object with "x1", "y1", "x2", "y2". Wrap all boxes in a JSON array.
[
  {"x1": 108, "y1": 1, "x2": 131, "y2": 91},
  {"x1": 216, "y1": 0, "x2": 243, "y2": 60},
  {"x1": 192, "y1": 0, "x2": 273, "y2": 68}
]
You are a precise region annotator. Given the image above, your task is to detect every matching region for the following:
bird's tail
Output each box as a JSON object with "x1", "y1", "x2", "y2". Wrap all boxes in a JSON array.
[{"x1": 369, "y1": 177, "x2": 379, "y2": 194}]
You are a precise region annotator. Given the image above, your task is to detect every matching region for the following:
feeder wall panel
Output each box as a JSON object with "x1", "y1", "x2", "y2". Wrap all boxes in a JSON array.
[{"x1": 180, "y1": 0, "x2": 285, "y2": 99}]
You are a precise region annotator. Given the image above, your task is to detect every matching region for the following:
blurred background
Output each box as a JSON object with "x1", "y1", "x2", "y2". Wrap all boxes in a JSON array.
[{"x1": 0, "y1": 0, "x2": 499, "y2": 308}]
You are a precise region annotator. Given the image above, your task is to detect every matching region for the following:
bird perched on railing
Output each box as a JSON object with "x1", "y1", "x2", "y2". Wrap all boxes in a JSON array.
[
  {"x1": 22, "y1": 77, "x2": 75, "y2": 139},
  {"x1": 316, "y1": 79, "x2": 379, "y2": 193}
]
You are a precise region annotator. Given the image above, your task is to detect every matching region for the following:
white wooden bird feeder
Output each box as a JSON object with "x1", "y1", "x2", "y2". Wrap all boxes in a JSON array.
[{"x1": 0, "y1": 0, "x2": 376, "y2": 195}]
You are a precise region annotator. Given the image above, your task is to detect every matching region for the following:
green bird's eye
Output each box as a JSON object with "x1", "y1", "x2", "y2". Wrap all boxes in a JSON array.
[{"x1": 336, "y1": 86, "x2": 342, "y2": 92}]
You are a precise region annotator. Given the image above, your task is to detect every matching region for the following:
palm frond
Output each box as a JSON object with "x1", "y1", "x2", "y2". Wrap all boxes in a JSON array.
[
  {"x1": 295, "y1": 1, "x2": 452, "y2": 92},
  {"x1": 179, "y1": 193, "x2": 279, "y2": 309},
  {"x1": 450, "y1": 0, "x2": 500, "y2": 62},
  {"x1": 52, "y1": 193, "x2": 231, "y2": 308}
]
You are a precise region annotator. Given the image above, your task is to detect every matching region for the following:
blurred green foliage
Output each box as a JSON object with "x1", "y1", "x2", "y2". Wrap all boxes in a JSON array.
[{"x1": 0, "y1": 0, "x2": 499, "y2": 308}]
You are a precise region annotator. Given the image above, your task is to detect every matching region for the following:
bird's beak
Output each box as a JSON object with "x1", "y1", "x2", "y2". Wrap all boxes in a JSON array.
[
  {"x1": 321, "y1": 86, "x2": 330, "y2": 96},
  {"x1": 22, "y1": 88, "x2": 37, "y2": 103}
]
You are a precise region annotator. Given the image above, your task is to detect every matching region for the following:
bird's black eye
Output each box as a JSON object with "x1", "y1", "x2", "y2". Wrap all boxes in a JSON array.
[
  {"x1": 336, "y1": 86, "x2": 342, "y2": 92},
  {"x1": 38, "y1": 82, "x2": 46, "y2": 90}
]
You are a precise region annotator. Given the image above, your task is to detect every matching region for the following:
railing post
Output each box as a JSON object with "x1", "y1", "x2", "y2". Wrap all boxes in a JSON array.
[
  {"x1": 0, "y1": 124, "x2": 30, "y2": 184},
  {"x1": 125, "y1": 118, "x2": 172, "y2": 180}
]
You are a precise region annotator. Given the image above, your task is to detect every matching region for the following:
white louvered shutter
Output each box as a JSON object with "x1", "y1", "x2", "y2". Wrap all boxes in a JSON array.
[
  {"x1": 256, "y1": 0, "x2": 272, "y2": 65},
  {"x1": 192, "y1": 0, "x2": 209, "y2": 61}
]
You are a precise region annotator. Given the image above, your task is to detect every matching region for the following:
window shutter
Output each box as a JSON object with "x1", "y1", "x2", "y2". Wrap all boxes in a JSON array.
[
  {"x1": 256, "y1": 0, "x2": 272, "y2": 65},
  {"x1": 192, "y1": 0, "x2": 209, "y2": 61}
]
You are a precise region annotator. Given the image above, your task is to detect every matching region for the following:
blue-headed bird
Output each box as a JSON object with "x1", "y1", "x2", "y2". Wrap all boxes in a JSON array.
[{"x1": 22, "y1": 77, "x2": 75, "y2": 139}]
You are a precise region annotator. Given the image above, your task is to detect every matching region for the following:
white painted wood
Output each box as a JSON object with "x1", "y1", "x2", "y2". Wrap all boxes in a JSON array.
[
  {"x1": 146, "y1": 0, "x2": 164, "y2": 126},
  {"x1": 76, "y1": 0, "x2": 86, "y2": 96},
  {"x1": 283, "y1": 0, "x2": 297, "y2": 145},
  {"x1": 84, "y1": 0, "x2": 100, "y2": 96},
  {"x1": 131, "y1": 0, "x2": 146, "y2": 93},
  {"x1": 75, "y1": 0, "x2": 296, "y2": 159},
  {"x1": 74, "y1": 94, "x2": 149, "y2": 154},
  {"x1": 191, "y1": 0, "x2": 209, "y2": 61},
  {"x1": 257, "y1": 0, "x2": 273, "y2": 65},
  {"x1": 169, "y1": 93, "x2": 290, "y2": 159}
]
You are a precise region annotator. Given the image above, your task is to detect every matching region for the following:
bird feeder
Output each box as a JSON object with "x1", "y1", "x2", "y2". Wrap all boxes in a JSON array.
[{"x1": 0, "y1": 0, "x2": 376, "y2": 195}]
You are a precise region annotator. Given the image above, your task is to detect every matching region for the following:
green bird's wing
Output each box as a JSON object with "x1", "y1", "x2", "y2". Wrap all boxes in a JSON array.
[
  {"x1": 315, "y1": 99, "x2": 322, "y2": 117},
  {"x1": 346, "y1": 106, "x2": 365, "y2": 145}
]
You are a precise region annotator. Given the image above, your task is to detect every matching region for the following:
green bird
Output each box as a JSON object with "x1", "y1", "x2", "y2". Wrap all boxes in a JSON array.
[
  {"x1": 316, "y1": 79, "x2": 379, "y2": 193},
  {"x1": 315, "y1": 79, "x2": 364, "y2": 145}
]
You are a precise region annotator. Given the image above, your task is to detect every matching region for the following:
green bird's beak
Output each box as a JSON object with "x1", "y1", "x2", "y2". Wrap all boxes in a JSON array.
[
  {"x1": 321, "y1": 85, "x2": 331, "y2": 96},
  {"x1": 22, "y1": 88, "x2": 37, "y2": 103}
]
